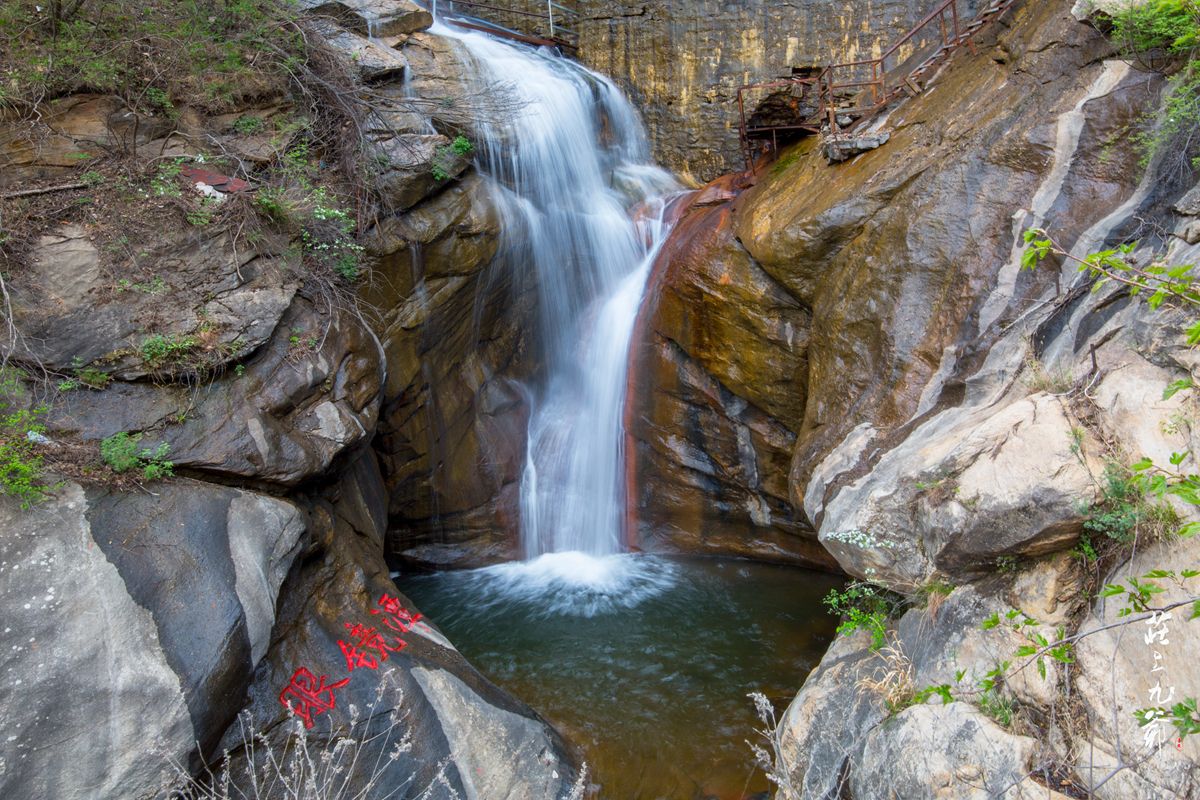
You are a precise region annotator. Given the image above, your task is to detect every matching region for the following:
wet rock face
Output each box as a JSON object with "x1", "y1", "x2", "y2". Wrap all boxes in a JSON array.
[
  {"x1": 225, "y1": 451, "x2": 581, "y2": 800},
  {"x1": 0, "y1": 482, "x2": 305, "y2": 800},
  {"x1": 626, "y1": 189, "x2": 836, "y2": 568},
  {"x1": 364, "y1": 172, "x2": 540, "y2": 569},
  {"x1": 575, "y1": 0, "x2": 929, "y2": 183}
]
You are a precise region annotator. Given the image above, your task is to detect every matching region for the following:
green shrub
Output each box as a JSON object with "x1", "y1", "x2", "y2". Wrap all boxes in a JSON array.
[
  {"x1": 140, "y1": 334, "x2": 197, "y2": 369},
  {"x1": 824, "y1": 581, "x2": 906, "y2": 650},
  {"x1": 0, "y1": 406, "x2": 57, "y2": 508},
  {"x1": 976, "y1": 688, "x2": 1017, "y2": 728},
  {"x1": 1110, "y1": 0, "x2": 1200, "y2": 56},
  {"x1": 75, "y1": 368, "x2": 111, "y2": 389},
  {"x1": 1106, "y1": 0, "x2": 1200, "y2": 174},
  {"x1": 431, "y1": 136, "x2": 474, "y2": 181},
  {"x1": 255, "y1": 149, "x2": 364, "y2": 283},
  {"x1": 230, "y1": 115, "x2": 266, "y2": 135},
  {"x1": 1085, "y1": 461, "x2": 1143, "y2": 542},
  {"x1": 101, "y1": 432, "x2": 174, "y2": 479},
  {"x1": 100, "y1": 432, "x2": 141, "y2": 473}
]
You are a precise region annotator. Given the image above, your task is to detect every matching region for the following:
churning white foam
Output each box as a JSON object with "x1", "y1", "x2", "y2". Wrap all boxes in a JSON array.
[{"x1": 458, "y1": 553, "x2": 680, "y2": 618}]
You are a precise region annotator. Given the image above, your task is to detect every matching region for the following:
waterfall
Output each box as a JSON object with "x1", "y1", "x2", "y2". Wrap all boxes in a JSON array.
[{"x1": 430, "y1": 22, "x2": 678, "y2": 560}]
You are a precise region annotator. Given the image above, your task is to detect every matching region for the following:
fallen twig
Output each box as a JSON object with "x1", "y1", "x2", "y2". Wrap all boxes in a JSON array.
[{"x1": 1, "y1": 182, "x2": 90, "y2": 199}]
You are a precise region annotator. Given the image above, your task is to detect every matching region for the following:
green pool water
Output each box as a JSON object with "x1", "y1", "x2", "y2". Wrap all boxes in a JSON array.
[{"x1": 399, "y1": 553, "x2": 843, "y2": 800}]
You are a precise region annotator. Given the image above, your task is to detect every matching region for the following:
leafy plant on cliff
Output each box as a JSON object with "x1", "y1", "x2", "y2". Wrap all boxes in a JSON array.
[
  {"x1": 1102, "y1": 0, "x2": 1200, "y2": 177},
  {"x1": 431, "y1": 135, "x2": 474, "y2": 182},
  {"x1": 139, "y1": 333, "x2": 198, "y2": 369},
  {"x1": 0, "y1": 405, "x2": 55, "y2": 508},
  {"x1": 1022, "y1": 227, "x2": 1200, "y2": 341},
  {"x1": 100, "y1": 432, "x2": 173, "y2": 480},
  {"x1": 823, "y1": 581, "x2": 906, "y2": 650},
  {"x1": 254, "y1": 145, "x2": 363, "y2": 284},
  {"x1": 0, "y1": 370, "x2": 60, "y2": 508}
]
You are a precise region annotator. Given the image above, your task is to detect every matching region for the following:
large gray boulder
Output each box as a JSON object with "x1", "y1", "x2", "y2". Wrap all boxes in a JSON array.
[
  {"x1": 849, "y1": 702, "x2": 1061, "y2": 800},
  {"x1": 775, "y1": 630, "x2": 887, "y2": 799},
  {"x1": 297, "y1": 0, "x2": 433, "y2": 37},
  {"x1": 0, "y1": 481, "x2": 306, "y2": 800},
  {"x1": 1073, "y1": 531, "x2": 1200, "y2": 799},
  {"x1": 813, "y1": 390, "x2": 1101, "y2": 587}
]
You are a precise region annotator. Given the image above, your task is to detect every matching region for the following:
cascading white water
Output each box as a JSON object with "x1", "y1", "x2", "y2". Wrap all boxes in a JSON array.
[{"x1": 431, "y1": 22, "x2": 678, "y2": 562}]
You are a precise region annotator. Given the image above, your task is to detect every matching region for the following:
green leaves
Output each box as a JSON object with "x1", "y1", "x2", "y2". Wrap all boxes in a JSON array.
[
  {"x1": 1136, "y1": 697, "x2": 1200, "y2": 742},
  {"x1": 101, "y1": 432, "x2": 173, "y2": 480},
  {"x1": 0, "y1": 403, "x2": 60, "y2": 509},
  {"x1": 1020, "y1": 227, "x2": 1200, "y2": 322},
  {"x1": 1101, "y1": 568, "x2": 1200, "y2": 617},
  {"x1": 913, "y1": 685, "x2": 955, "y2": 706},
  {"x1": 824, "y1": 581, "x2": 906, "y2": 650},
  {"x1": 1020, "y1": 230, "x2": 1054, "y2": 271}
]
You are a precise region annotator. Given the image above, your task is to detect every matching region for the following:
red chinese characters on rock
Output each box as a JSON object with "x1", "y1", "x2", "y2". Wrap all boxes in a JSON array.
[
  {"x1": 372, "y1": 592, "x2": 424, "y2": 634},
  {"x1": 338, "y1": 622, "x2": 406, "y2": 672},
  {"x1": 279, "y1": 668, "x2": 351, "y2": 729},
  {"x1": 279, "y1": 592, "x2": 420, "y2": 726}
]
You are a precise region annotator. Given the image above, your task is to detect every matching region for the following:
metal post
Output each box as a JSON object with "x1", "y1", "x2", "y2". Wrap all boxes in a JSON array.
[
  {"x1": 940, "y1": 7, "x2": 948, "y2": 47},
  {"x1": 826, "y1": 68, "x2": 837, "y2": 131},
  {"x1": 951, "y1": 0, "x2": 960, "y2": 43},
  {"x1": 548, "y1": 1, "x2": 554, "y2": 39}
]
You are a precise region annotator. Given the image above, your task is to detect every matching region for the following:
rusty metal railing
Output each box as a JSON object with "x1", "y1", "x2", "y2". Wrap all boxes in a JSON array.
[
  {"x1": 426, "y1": 0, "x2": 580, "y2": 50},
  {"x1": 739, "y1": 0, "x2": 1019, "y2": 168}
]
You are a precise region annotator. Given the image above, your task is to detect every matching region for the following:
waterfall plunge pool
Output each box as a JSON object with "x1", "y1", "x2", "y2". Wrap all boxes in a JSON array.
[{"x1": 399, "y1": 554, "x2": 844, "y2": 800}]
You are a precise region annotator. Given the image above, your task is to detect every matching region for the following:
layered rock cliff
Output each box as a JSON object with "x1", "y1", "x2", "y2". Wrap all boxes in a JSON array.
[
  {"x1": 0, "y1": 3, "x2": 578, "y2": 798},
  {"x1": 575, "y1": 0, "x2": 930, "y2": 182}
]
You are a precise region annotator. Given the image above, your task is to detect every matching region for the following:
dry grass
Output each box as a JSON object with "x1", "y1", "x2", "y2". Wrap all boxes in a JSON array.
[
  {"x1": 1023, "y1": 350, "x2": 1076, "y2": 395},
  {"x1": 857, "y1": 636, "x2": 919, "y2": 713},
  {"x1": 747, "y1": 690, "x2": 797, "y2": 799},
  {"x1": 167, "y1": 669, "x2": 417, "y2": 800},
  {"x1": 924, "y1": 587, "x2": 950, "y2": 622}
]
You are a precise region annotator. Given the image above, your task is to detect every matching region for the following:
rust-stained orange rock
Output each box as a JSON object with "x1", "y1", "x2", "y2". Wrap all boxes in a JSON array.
[{"x1": 625, "y1": 0, "x2": 1157, "y2": 563}]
